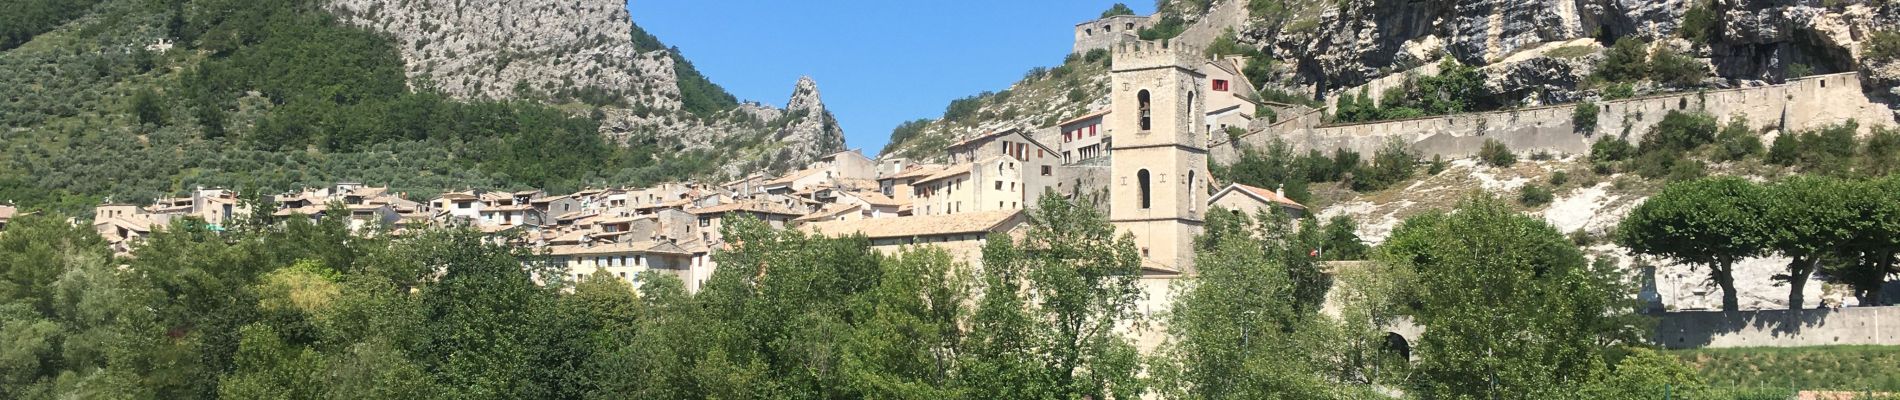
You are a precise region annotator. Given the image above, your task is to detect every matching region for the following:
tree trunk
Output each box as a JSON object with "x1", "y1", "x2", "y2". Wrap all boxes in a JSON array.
[
  {"x1": 1715, "y1": 263, "x2": 1740, "y2": 312},
  {"x1": 1787, "y1": 256, "x2": 1816, "y2": 310},
  {"x1": 1870, "y1": 253, "x2": 1895, "y2": 306}
]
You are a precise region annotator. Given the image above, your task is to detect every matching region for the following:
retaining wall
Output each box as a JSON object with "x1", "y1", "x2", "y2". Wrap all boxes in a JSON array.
[
  {"x1": 1211, "y1": 72, "x2": 1896, "y2": 165},
  {"x1": 1653, "y1": 306, "x2": 1900, "y2": 349}
]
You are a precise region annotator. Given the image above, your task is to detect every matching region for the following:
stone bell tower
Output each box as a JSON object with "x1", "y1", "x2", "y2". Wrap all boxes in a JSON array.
[{"x1": 1107, "y1": 39, "x2": 1207, "y2": 275}]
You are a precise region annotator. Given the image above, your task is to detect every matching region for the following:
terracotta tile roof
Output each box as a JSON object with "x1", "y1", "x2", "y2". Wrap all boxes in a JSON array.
[
  {"x1": 845, "y1": 191, "x2": 904, "y2": 207},
  {"x1": 1215, "y1": 183, "x2": 1307, "y2": 210},
  {"x1": 1056, "y1": 109, "x2": 1112, "y2": 127},
  {"x1": 767, "y1": 168, "x2": 825, "y2": 186},
  {"x1": 912, "y1": 163, "x2": 975, "y2": 185},
  {"x1": 887, "y1": 165, "x2": 947, "y2": 180},
  {"x1": 436, "y1": 191, "x2": 479, "y2": 201},
  {"x1": 802, "y1": 209, "x2": 1023, "y2": 239},
  {"x1": 485, "y1": 204, "x2": 536, "y2": 212},
  {"x1": 793, "y1": 204, "x2": 862, "y2": 223},
  {"x1": 548, "y1": 240, "x2": 693, "y2": 256},
  {"x1": 688, "y1": 201, "x2": 804, "y2": 216},
  {"x1": 0, "y1": 206, "x2": 15, "y2": 220}
]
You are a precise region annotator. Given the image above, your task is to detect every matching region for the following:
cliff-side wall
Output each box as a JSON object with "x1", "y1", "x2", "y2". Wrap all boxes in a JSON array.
[{"x1": 1212, "y1": 72, "x2": 1895, "y2": 164}]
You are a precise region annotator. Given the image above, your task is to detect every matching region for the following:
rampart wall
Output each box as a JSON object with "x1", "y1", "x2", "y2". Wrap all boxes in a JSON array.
[
  {"x1": 1210, "y1": 72, "x2": 1896, "y2": 165},
  {"x1": 1653, "y1": 306, "x2": 1900, "y2": 349}
]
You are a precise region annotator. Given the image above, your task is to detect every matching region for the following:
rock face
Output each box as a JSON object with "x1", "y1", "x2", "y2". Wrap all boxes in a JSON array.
[
  {"x1": 323, "y1": 0, "x2": 680, "y2": 110},
  {"x1": 1236, "y1": 0, "x2": 1899, "y2": 100},
  {"x1": 322, "y1": 0, "x2": 847, "y2": 179}
]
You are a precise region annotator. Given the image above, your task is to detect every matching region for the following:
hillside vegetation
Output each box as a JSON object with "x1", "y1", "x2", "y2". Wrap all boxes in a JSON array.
[{"x1": 0, "y1": 0, "x2": 794, "y2": 213}]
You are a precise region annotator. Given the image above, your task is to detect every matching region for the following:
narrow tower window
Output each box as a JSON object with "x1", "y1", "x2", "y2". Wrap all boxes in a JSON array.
[
  {"x1": 1138, "y1": 90, "x2": 1152, "y2": 131},
  {"x1": 1137, "y1": 169, "x2": 1152, "y2": 209}
]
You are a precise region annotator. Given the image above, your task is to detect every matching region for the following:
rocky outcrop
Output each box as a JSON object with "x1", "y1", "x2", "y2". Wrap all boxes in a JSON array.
[
  {"x1": 323, "y1": 0, "x2": 848, "y2": 179},
  {"x1": 323, "y1": 0, "x2": 680, "y2": 111}
]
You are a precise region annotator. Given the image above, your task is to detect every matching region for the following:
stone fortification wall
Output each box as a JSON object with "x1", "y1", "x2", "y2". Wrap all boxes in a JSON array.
[
  {"x1": 1074, "y1": 15, "x2": 1152, "y2": 54},
  {"x1": 1211, "y1": 72, "x2": 1895, "y2": 164},
  {"x1": 1168, "y1": 0, "x2": 1250, "y2": 54},
  {"x1": 1323, "y1": 62, "x2": 1443, "y2": 113},
  {"x1": 1653, "y1": 306, "x2": 1900, "y2": 349}
]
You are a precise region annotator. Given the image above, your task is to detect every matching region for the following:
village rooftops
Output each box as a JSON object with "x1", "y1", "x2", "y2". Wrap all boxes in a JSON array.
[
  {"x1": 547, "y1": 240, "x2": 694, "y2": 256},
  {"x1": 909, "y1": 163, "x2": 977, "y2": 186},
  {"x1": 885, "y1": 164, "x2": 948, "y2": 181},
  {"x1": 802, "y1": 209, "x2": 1023, "y2": 240},
  {"x1": 1056, "y1": 109, "x2": 1113, "y2": 127},
  {"x1": 793, "y1": 203, "x2": 863, "y2": 223},
  {"x1": 687, "y1": 201, "x2": 805, "y2": 216}
]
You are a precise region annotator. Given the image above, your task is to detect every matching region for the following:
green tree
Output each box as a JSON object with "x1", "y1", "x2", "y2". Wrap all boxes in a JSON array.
[
  {"x1": 1713, "y1": 115, "x2": 1763, "y2": 162},
  {"x1": 1597, "y1": 38, "x2": 1650, "y2": 83},
  {"x1": 1763, "y1": 176, "x2": 1859, "y2": 310},
  {"x1": 1381, "y1": 195, "x2": 1638, "y2": 397},
  {"x1": 1101, "y1": 3, "x2": 1137, "y2": 18},
  {"x1": 412, "y1": 229, "x2": 563, "y2": 399},
  {"x1": 1618, "y1": 177, "x2": 1772, "y2": 312},
  {"x1": 1861, "y1": 126, "x2": 1900, "y2": 176},
  {"x1": 1155, "y1": 210, "x2": 1342, "y2": 399},
  {"x1": 1318, "y1": 216, "x2": 1368, "y2": 261},
  {"x1": 1832, "y1": 176, "x2": 1900, "y2": 306},
  {"x1": 961, "y1": 195, "x2": 1146, "y2": 399},
  {"x1": 1579, "y1": 348, "x2": 1710, "y2": 400},
  {"x1": 1217, "y1": 138, "x2": 1312, "y2": 204},
  {"x1": 131, "y1": 89, "x2": 165, "y2": 128},
  {"x1": 838, "y1": 248, "x2": 970, "y2": 399},
  {"x1": 1573, "y1": 102, "x2": 1601, "y2": 134}
]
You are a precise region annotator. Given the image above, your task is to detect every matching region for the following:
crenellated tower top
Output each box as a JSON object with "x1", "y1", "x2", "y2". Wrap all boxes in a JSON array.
[{"x1": 1111, "y1": 39, "x2": 1202, "y2": 72}]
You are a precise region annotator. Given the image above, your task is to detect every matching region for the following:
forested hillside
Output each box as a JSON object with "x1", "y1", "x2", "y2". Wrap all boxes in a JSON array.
[{"x1": 0, "y1": 0, "x2": 837, "y2": 213}]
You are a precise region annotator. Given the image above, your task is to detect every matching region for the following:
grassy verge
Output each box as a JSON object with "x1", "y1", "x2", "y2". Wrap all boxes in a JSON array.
[{"x1": 1672, "y1": 346, "x2": 1900, "y2": 392}]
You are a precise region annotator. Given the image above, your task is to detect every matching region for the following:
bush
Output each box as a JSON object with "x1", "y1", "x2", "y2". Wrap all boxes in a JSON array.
[
  {"x1": 1862, "y1": 127, "x2": 1900, "y2": 176},
  {"x1": 1100, "y1": 3, "x2": 1136, "y2": 18},
  {"x1": 1597, "y1": 38, "x2": 1651, "y2": 83},
  {"x1": 1549, "y1": 171, "x2": 1569, "y2": 187},
  {"x1": 1479, "y1": 139, "x2": 1516, "y2": 167},
  {"x1": 1648, "y1": 47, "x2": 1708, "y2": 87},
  {"x1": 1428, "y1": 154, "x2": 1447, "y2": 175},
  {"x1": 1641, "y1": 111, "x2": 1718, "y2": 153},
  {"x1": 1573, "y1": 102, "x2": 1600, "y2": 134},
  {"x1": 1680, "y1": 1, "x2": 1720, "y2": 44},
  {"x1": 1083, "y1": 48, "x2": 1111, "y2": 64},
  {"x1": 1793, "y1": 121, "x2": 1860, "y2": 172},
  {"x1": 131, "y1": 88, "x2": 165, "y2": 127},
  {"x1": 1865, "y1": 30, "x2": 1900, "y2": 64},
  {"x1": 1530, "y1": 151, "x2": 1554, "y2": 161},
  {"x1": 1591, "y1": 137, "x2": 1635, "y2": 163},
  {"x1": 1138, "y1": 14, "x2": 1187, "y2": 40},
  {"x1": 1767, "y1": 132, "x2": 1800, "y2": 166},
  {"x1": 1518, "y1": 184, "x2": 1554, "y2": 207},
  {"x1": 1602, "y1": 82, "x2": 1637, "y2": 100},
  {"x1": 1351, "y1": 138, "x2": 1417, "y2": 191},
  {"x1": 1713, "y1": 116, "x2": 1762, "y2": 162}
]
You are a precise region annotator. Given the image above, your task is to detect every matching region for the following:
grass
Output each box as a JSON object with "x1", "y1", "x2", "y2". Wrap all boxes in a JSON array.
[
  {"x1": 1544, "y1": 45, "x2": 1598, "y2": 59},
  {"x1": 1672, "y1": 346, "x2": 1900, "y2": 392}
]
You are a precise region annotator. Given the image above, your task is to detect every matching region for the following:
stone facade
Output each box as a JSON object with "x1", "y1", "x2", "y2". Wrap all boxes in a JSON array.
[
  {"x1": 1073, "y1": 15, "x2": 1152, "y2": 54},
  {"x1": 1108, "y1": 40, "x2": 1211, "y2": 275}
]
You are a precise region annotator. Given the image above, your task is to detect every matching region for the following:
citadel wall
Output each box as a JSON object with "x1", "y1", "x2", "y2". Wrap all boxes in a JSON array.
[
  {"x1": 1210, "y1": 72, "x2": 1896, "y2": 164},
  {"x1": 1653, "y1": 305, "x2": 1900, "y2": 349}
]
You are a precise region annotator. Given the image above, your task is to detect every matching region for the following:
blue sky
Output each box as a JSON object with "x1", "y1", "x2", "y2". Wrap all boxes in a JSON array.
[{"x1": 626, "y1": 1, "x2": 1153, "y2": 156}]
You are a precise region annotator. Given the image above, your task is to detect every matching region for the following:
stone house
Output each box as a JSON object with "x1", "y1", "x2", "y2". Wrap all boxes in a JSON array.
[
  {"x1": 1057, "y1": 109, "x2": 1113, "y2": 164},
  {"x1": 1208, "y1": 183, "x2": 1307, "y2": 219},
  {"x1": 803, "y1": 209, "x2": 1025, "y2": 265}
]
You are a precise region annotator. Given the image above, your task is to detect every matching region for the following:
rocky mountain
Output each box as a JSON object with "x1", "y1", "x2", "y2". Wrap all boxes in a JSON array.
[
  {"x1": 881, "y1": 0, "x2": 1900, "y2": 158},
  {"x1": 323, "y1": 0, "x2": 846, "y2": 176}
]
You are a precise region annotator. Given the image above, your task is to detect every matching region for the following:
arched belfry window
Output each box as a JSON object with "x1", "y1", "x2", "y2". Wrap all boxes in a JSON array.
[
  {"x1": 1187, "y1": 169, "x2": 1196, "y2": 212},
  {"x1": 1138, "y1": 90, "x2": 1152, "y2": 131},
  {"x1": 1137, "y1": 169, "x2": 1152, "y2": 209}
]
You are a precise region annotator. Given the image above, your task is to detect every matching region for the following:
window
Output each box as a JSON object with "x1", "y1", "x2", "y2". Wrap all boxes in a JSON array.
[
  {"x1": 1090, "y1": 125, "x2": 1098, "y2": 136},
  {"x1": 1137, "y1": 90, "x2": 1152, "y2": 131},
  {"x1": 456, "y1": 201, "x2": 472, "y2": 209},
  {"x1": 1085, "y1": 28, "x2": 1094, "y2": 36},
  {"x1": 1137, "y1": 169, "x2": 1152, "y2": 209},
  {"x1": 1041, "y1": 165, "x2": 1052, "y2": 176},
  {"x1": 1187, "y1": 170, "x2": 1197, "y2": 212},
  {"x1": 996, "y1": 181, "x2": 1004, "y2": 190},
  {"x1": 1126, "y1": 22, "x2": 1135, "y2": 30},
  {"x1": 1212, "y1": 79, "x2": 1229, "y2": 91}
]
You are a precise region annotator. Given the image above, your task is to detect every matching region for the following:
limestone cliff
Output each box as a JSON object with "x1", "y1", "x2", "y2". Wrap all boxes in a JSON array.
[{"x1": 322, "y1": 0, "x2": 846, "y2": 179}]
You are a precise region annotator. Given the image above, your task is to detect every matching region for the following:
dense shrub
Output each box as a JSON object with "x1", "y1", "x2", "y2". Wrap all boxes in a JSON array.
[
  {"x1": 1864, "y1": 30, "x2": 1900, "y2": 64},
  {"x1": 1550, "y1": 171, "x2": 1570, "y2": 186},
  {"x1": 1648, "y1": 47, "x2": 1708, "y2": 87},
  {"x1": 1591, "y1": 137, "x2": 1635, "y2": 163},
  {"x1": 1215, "y1": 138, "x2": 1313, "y2": 203},
  {"x1": 1641, "y1": 111, "x2": 1719, "y2": 153},
  {"x1": 0, "y1": 0, "x2": 105, "y2": 50},
  {"x1": 1759, "y1": 136, "x2": 1797, "y2": 170},
  {"x1": 1428, "y1": 154, "x2": 1447, "y2": 175},
  {"x1": 1573, "y1": 102, "x2": 1600, "y2": 134},
  {"x1": 1713, "y1": 116, "x2": 1763, "y2": 162},
  {"x1": 1680, "y1": 1, "x2": 1720, "y2": 44},
  {"x1": 1334, "y1": 59, "x2": 1494, "y2": 123},
  {"x1": 1100, "y1": 3, "x2": 1136, "y2": 17},
  {"x1": 1596, "y1": 38, "x2": 1651, "y2": 83},
  {"x1": 1862, "y1": 127, "x2": 1900, "y2": 176},
  {"x1": 1138, "y1": 14, "x2": 1187, "y2": 40},
  {"x1": 1479, "y1": 139, "x2": 1516, "y2": 167},
  {"x1": 1518, "y1": 184, "x2": 1554, "y2": 207},
  {"x1": 131, "y1": 88, "x2": 165, "y2": 127},
  {"x1": 1351, "y1": 138, "x2": 1417, "y2": 191}
]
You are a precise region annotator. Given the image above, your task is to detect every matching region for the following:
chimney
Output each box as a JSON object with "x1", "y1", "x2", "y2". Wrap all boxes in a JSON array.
[{"x1": 1275, "y1": 183, "x2": 1285, "y2": 198}]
